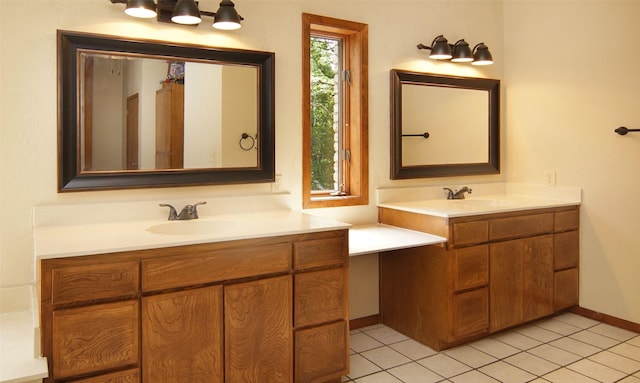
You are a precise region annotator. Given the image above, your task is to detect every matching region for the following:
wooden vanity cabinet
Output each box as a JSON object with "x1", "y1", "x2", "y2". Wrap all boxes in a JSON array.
[
  {"x1": 379, "y1": 205, "x2": 579, "y2": 350},
  {"x1": 40, "y1": 230, "x2": 349, "y2": 383}
]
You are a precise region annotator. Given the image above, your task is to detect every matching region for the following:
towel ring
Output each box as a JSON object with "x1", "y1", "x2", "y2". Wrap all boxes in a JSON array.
[{"x1": 239, "y1": 133, "x2": 256, "y2": 151}]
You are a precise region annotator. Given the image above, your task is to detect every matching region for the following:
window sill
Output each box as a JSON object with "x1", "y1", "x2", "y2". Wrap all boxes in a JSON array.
[{"x1": 304, "y1": 195, "x2": 368, "y2": 209}]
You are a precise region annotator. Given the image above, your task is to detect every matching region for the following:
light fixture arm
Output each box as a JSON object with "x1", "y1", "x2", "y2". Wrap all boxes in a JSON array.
[{"x1": 199, "y1": 10, "x2": 244, "y2": 21}]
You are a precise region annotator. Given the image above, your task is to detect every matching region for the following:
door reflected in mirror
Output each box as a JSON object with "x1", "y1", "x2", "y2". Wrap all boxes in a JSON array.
[{"x1": 81, "y1": 52, "x2": 258, "y2": 172}]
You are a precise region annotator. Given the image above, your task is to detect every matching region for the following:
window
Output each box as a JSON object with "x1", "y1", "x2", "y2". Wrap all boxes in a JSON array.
[{"x1": 302, "y1": 13, "x2": 368, "y2": 208}]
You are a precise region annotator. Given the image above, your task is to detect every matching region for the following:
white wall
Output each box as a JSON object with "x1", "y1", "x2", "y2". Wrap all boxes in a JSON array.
[
  {"x1": 1, "y1": 0, "x2": 637, "y2": 324},
  {"x1": 503, "y1": 1, "x2": 640, "y2": 324}
]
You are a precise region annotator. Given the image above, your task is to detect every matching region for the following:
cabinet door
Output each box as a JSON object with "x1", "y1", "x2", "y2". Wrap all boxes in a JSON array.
[
  {"x1": 142, "y1": 286, "x2": 223, "y2": 383},
  {"x1": 453, "y1": 245, "x2": 489, "y2": 292},
  {"x1": 225, "y1": 275, "x2": 292, "y2": 383},
  {"x1": 523, "y1": 235, "x2": 554, "y2": 322},
  {"x1": 555, "y1": 268, "x2": 579, "y2": 310},
  {"x1": 490, "y1": 240, "x2": 524, "y2": 332},
  {"x1": 452, "y1": 287, "x2": 489, "y2": 338},
  {"x1": 52, "y1": 300, "x2": 139, "y2": 379},
  {"x1": 295, "y1": 320, "x2": 348, "y2": 383},
  {"x1": 554, "y1": 230, "x2": 579, "y2": 270},
  {"x1": 294, "y1": 268, "x2": 346, "y2": 327}
]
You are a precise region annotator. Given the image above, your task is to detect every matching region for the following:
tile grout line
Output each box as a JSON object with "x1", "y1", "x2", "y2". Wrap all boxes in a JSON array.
[{"x1": 345, "y1": 318, "x2": 640, "y2": 383}]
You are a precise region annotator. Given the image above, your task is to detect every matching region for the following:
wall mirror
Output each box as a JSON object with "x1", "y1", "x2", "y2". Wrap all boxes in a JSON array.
[
  {"x1": 390, "y1": 69, "x2": 499, "y2": 179},
  {"x1": 58, "y1": 30, "x2": 275, "y2": 191}
]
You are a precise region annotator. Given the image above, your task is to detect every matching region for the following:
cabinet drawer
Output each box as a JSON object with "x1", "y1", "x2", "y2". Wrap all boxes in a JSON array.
[
  {"x1": 69, "y1": 369, "x2": 139, "y2": 383},
  {"x1": 452, "y1": 287, "x2": 488, "y2": 338},
  {"x1": 49, "y1": 261, "x2": 139, "y2": 305},
  {"x1": 555, "y1": 231, "x2": 579, "y2": 270},
  {"x1": 294, "y1": 320, "x2": 348, "y2": 383},
  {"x1": 451, "y1": 220, "x2": 488, "y2": 247},
  {"x1": 555, "y1": 268, "x2": 579, "y2": 310},
  {"x1": 555, "y1": 209, "x2": 579, "y2": 232},
  {"x1": 490, "y1": 213, "x2": 553, "y2": 240},
  {"x1": 293, "y1": 236, "x2": 346, "y2": 270},
  {"x1": 52, "y1": 300, "x2": 139, "y2": 379},
  {"x1": 453, "y1": 245, "x2": 488, "y2": 292},
  {"x1": 142, "y1": 243, "x2": 291, "y2": 291},
  {"x1": 295, "y1": 268, "x2": 346, "y2": 327}
]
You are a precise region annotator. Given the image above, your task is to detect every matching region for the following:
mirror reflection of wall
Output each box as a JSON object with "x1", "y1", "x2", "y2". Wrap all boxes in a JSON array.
[
  {"x1": 80, "y1": 53, "x2": 258, "y2": 172},
  {"x1": 402, "y1": 85, "x2": 488, "y2": 166}
]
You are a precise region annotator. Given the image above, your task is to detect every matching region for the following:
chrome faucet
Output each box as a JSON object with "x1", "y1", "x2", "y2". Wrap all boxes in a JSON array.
[
  {"x1": 443, "y1": 186, "x2": 472, "y2": 200},
  {"x1": 159, "y1": 202, "x2": 207, "y2": 220}
]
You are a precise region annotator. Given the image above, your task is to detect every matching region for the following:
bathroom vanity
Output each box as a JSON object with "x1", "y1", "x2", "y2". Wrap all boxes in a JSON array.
[
  {"x1": 377, "y1": 193, "x2": 580, "y2": 351},
  {"x1": 36, "y1": 210, "x2": 350, "y2": 383}
]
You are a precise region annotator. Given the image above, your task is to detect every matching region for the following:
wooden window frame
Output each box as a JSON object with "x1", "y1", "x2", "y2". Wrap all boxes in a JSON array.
[{"x1": 302, "y1": 13, "x2": 369, "y2": 209}]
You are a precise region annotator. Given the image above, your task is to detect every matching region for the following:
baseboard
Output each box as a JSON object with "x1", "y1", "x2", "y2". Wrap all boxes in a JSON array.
[
  {"x1": 570, "y1": 306, "x2": 640, "y2": 333},
  {"x1": 349, "y1": 308, "x2": 638, "y2": 335},
  {"x1": 349, "y1": 314, "x2": 381, "y2": 330}
]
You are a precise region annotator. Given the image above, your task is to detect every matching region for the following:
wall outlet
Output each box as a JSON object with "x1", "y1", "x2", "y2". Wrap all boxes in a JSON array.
[
  {"x1": 271, "y1": 174, "x2": 282, "y2": 192},
  {"x1": 544, "y1": 170, "x2": 556, "y2": 186}
]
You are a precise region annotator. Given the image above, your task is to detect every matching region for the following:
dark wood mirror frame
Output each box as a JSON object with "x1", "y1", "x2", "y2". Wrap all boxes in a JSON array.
[
  {"x1": 57, "y1": 30, "x2": 275, "y2": 192},
  {"x1": 390, "y1": 69, "x2": 500, "y2": 179}
]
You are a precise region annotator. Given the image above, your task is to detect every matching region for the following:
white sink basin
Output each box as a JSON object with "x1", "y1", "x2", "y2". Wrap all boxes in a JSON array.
[
  {"x1": 453, "y1": 199, "x2": 518, "y2": 208},
  {"x1": 146, "y1": 219, "x2": 246, "y2": 236}
]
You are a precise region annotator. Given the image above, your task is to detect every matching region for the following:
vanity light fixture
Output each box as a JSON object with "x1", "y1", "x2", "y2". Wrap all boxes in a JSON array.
[
  {"x1": 418, "y1": 35, "x2": 452, "y2": 60},
  {"x1": 171, "y1": 0, "x2": 202, "y2": 25},
  {"x1": 111, "y1": 0, "x2": 244, "y2": 30},
  {"x1": 471, "y1": 42, "x2": 493, "y2": 66},
  {"x1": 451, "y1": 39, "x2": 473, "y2": 63},
  {"x1": 417, "y1": 35, "x2": 493, "y2": 65},
  {"x1": 124, "y1": 0, "x2": 156, "y2": 18}
]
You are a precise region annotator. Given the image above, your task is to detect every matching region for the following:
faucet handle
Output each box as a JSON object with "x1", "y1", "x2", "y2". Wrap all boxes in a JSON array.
[
  {"x1": 191, "y1": 201, "x2": 207, "y2": 218},
  {"x1": 443, "y1": 188, "x2": 454, "y2": 200},
  {"x1": 159, "y1": 203, "x2": 178, "y2": 220}
]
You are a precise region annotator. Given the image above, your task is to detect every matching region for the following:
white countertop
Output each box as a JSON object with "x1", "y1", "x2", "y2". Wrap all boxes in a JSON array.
[
  {"x1": 0, "y1": 311, "x2": 48, "y2": 383},
  {"x1": 349, "y1": 224, "x2": 446, "y2": 256},
  {"x1": 378, "y1": 193, "x2": 581, "y2": 219},
  {"x1": 34, "y1": 210, "x2": 350, "y2": 259}
]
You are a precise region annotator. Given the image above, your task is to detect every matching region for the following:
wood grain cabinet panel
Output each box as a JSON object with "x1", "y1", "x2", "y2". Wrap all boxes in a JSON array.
[
  {"x1": 523, "y1": 235, "x2": 554, "y2": 322},
  {"x1": 452, "y1": 287, "x2": 488, "y2": 338},
  {"x1": 142, "y1": 286, "x2": 223, "y2": 383},
  {"x1": 50, "y1": 261, "x2": 139, "y2": 305},
  {"x1": 295, "y1": 320, "x2": 348, "y2": 383},
  {"x1": 555, "y1": 209, "x2": 579, "y2": 232},
  {"x1": 293, "y1": 236, "x2": 347, "y2": 270},
  {"x1": 295, "y1": 268, "x2": 346, "y2": 327},
  {"x1": 554, "y1": 230, "x2": 579, "y2": 270},
  {"x1": 68, "y1": 369, "x2": 139, "y2": 383},
  {"x1": 490, "y1": 235, "x2": 554, "y2": 331},
  {"x1": 490, "y1": 213, "x2": 553, "y2": 240},
  {"x1": 555, "y1": 268, "x2": 579, "y2": 310},
  {"x1": 141, "y1": 243, "x2": 291, "y2": 292},
  {"x1": 451, "y1": 221, "x2": 488, "y2": 247},
  {"x1": 453, "y1": 245, "x2": 488, "y2": 292},
  {"x1": 225, "y1": 275, "x2": 292, "y2": 383},
  {"x1": 490, "y1": 240, "x2": 525, "y2": 331},
  {"x1": 52, "y1": 300, "x2": 139, "y2": 379}
]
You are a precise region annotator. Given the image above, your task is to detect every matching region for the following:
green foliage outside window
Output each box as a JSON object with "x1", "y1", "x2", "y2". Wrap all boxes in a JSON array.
[{"x1": 310, "y1": 37, "x2": 339, "y2": 191}]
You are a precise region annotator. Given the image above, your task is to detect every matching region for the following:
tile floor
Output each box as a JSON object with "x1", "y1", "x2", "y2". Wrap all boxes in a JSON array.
[{"x1": 342, "y1": 313, "x2": 640, "y2": 383}]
